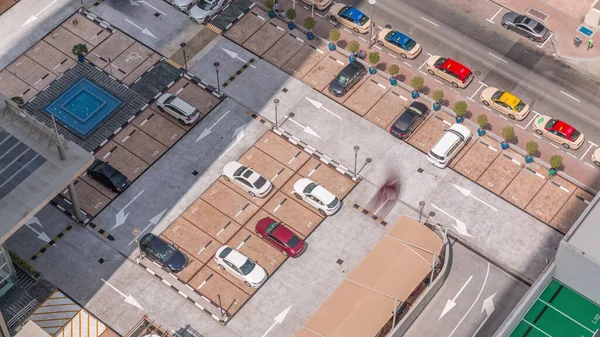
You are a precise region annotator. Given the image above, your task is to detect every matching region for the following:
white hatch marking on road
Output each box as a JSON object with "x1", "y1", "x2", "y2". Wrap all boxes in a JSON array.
[
  {"x1": 560, "y1": 90, "x2": 580, "y2": 102},
  {"x1": 488, "y1": 52, "x2": 507, "y2": 63},
  {"x1": 421, "y1": 16, "x2": 439, "y2": 27}
]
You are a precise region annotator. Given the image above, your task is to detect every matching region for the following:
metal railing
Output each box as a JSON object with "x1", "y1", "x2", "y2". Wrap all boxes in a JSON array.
[{"x1": 6, "y1": 299, "x2": 38, "y2": 328}]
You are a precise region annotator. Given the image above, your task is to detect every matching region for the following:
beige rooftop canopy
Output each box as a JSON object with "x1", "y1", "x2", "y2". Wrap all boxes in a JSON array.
[{"x1": 296, "y1": 216, "x2": 443, "y2": 337}]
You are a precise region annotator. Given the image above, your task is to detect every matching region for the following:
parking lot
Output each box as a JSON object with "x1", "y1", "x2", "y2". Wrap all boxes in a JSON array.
[{"x1": 151, "y1": 130, "x2": 356, "y2": 317}]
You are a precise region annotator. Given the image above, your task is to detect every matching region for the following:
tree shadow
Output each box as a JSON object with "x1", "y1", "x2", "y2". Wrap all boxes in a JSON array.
[
  {"x1": 337, "y1": 40, "x2": 347, "y2": 49},
  {"x1": 376, "y1": 63, "x2": 387, "y2": 71}
]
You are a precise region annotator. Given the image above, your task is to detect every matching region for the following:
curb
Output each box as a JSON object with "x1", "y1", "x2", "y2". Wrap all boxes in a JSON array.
[
  {"x1": 347, "y1": 200, "x2": 388, "y2": 226},
  {"x1": 30, "y1": 224, "x2": 75, "y2": 261}
]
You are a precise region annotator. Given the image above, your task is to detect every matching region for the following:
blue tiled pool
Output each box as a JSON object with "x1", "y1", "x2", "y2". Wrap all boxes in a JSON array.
[{"x1": 45, "y1": 78, "x2": 122, "y2": 137}]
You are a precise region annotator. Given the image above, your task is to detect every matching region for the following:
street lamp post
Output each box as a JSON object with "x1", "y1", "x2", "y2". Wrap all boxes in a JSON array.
[
  {"x1": 214, "y1": 62, "x2": 220, "y2": 92},
  {"x1": 368, "y1": 0, "x2": 376, "y2": 47},
  {"x1": 274, "y1": 99, "x2": 280, "y2": 127},
  {"x1": 353, "y1": 145, "x2": 360, "y2": 174},
  {"x1": 311, "y1": 0, "x2": 314, "y2": 18},
  {"x1": 357, "y1": 157, "x2": 372, "y2": 176},
  {"x1": 419, "y1": 201, "x2": 426, "y2": 222},
  {"x1": 180, "y1": 42, "x2": 188, "y2": 71}
]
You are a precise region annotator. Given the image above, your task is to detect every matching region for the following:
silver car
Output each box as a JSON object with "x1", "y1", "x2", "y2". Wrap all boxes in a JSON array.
[
  {"x1": 501, "y1": 12, "x2": 549, "y2": 42},
  {"x1": 189, "y1": 0, "x2": 226, "y2": 24}
]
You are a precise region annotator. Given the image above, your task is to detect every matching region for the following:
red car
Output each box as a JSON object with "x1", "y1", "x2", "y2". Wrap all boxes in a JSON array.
[{"x1": 255, "y1": 218, "x2": 307, "y2": 258}]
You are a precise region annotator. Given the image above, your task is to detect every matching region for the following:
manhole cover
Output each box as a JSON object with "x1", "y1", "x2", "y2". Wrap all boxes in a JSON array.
[
  {"x1": 526, "y1": 7, "x2": 549, "y2": 22},
  {"x1": 474, "y1": 70, "x2": 481, "y2": 76},
  {"x1": 132, "y1": 228, "x2": 140, "y2": 235}
]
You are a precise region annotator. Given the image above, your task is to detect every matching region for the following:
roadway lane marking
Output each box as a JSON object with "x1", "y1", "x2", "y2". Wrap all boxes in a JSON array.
[
  {"x1": 434, "y1": 79, "x2": 443, "y2": 84},
  {"x1": 487, "y1": 7, "x2": 503, "y2": 24},
  {"x1": 421, "y1": 16, "x2": 439, "y2": 27},
  {"x1": 585, "y1": 162, "x2": 595, "y2": 169},
  {"x1": 567, "y1": 152, "x2": 577, "y2": 159},
  {"x1": 532, "y1": 133, "x2": 542, "y2": 139},
  {"x1": 560, "y1": 90, "x2": 580, "y2": 102},
  {"x1": 403, "y1": 61, "x2": 412, "y2": 67},
  {"x1": 519, "y1": 111, "x2": 541, "y2": 130},
  {"x1": 549, "y1": 143, "x2": 559, "y2": 149},
  {"x1": 359, "y1": 36, "x2": 367, "y2": 42},
  {"x1": 419, "y1": 60, "x2": 427, "y2": 70},
  {"x1": 344, "y1": 28, "x2": 352, "y2": 33},
  {"x1": 498, "y1": 115, "x2": 508, "y2": 120},
  {"x1": 389, "y1": 53, "x2": 398, "y2": 59},
  {"x1": 374, "y1": 45, "x2": 382, "y2": 50},
  {"x1": 538, "y1": 32, "x2": 553, "y2": 49},
  {"x1": 580, "y1": 142, "x2": 597, "y2": 160},
  {"x1": 488, "y1": 52, "x2": 508, "y2": 63},
  {"x1": 469, "y1": 83, "x2": 486, "y2": 99},
  {"x1": 315, "y1": 13, "x2": 323, "y2": 18}
]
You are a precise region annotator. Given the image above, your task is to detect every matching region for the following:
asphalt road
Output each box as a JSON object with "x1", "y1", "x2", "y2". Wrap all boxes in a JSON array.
[{"x1": 342, "y1": 0, "x2": 600, "y2": 147}]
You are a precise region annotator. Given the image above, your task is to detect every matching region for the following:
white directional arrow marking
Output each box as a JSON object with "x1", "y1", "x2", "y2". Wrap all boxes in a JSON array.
[
  {"x1": 305, "y1": 97, "x2": 342, "y2": 119},
  {"x1": 470, "y1": 293, "x2": 496, "y2": 336},
  {"x1": 285, "y1": 116, "x2": 322, "y2": 138},
  {"x1": 112, "y1": 190, "x2": 145, "y2": 231},
  {"x1": 262, "y1": 306, "x2": 291, "y2": 337},
  {"x1": 439, "y1": 276, "x2": 472, "y2": 319},
  {"x1": 101, "y1": 278, "x2": 144, "y2": 310},
  {"x1": 22, "y1": 0, "x2": 56, "y2": 27},
  {"x1": 452, "y1": 184, "x2": 498, "y2": 212},
  {"x1": 431, "y1": 204, "x2": 473, "y2": 237},
  {"x1": 221, "y1": 48, "x2": 257, "y2": 68},
  {"x1": 24, "y1": 217, "x2": 51, "y2": 243},
  {"x1": 124, "y1": 19, "x2": 157, "y2": 39},
  {"x1": 196, "y1": 110, "x2": 230, "y2": 143},
  {"x1": 218, "y1": 125, "x2": 246, "y2": 160},
  {"x1": 137, "y1": 1, "x2": 167, "y2": 15},
  {"x1": 448, "y1": 264, "x2": 491, "y2": 337},
  {"x1": 128, "y1": 208, "x2": 168, "y2": 245}
]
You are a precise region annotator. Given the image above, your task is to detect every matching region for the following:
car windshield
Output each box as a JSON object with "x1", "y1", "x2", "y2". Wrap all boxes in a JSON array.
[
  {"x1": 254, "y1": 176, "x2": 267, "y2": 188},
  {"x1": 409, "y1": 107, "x2": 424, "y2": 115},
  {"x1": 234, "y1": 165, "x2": 247, "y2": 176},
  {"x1": 327, "y1": 198, "x2": 339, "y2": 208},
  {"x1": 303, "y1": 182, "x2": 318, "y2": 194},
  {"x1": 196, "y1": 0, "x2": 212, "y2": 10},
  {"x1": 546, "y1": 119, "x2": 558, "y2": 129},
  {"x1": 515, "y1": 101, "x2": 526, "y2": 112},
  {"x1": 335, "y1": 74, "x2": 349, "y2": 86},
  {"x1": 287, "y1": 235, "x2": 301, "y2": 248},
  {"x1": 491, "y1": 90, "x2": 504, "y2": 100},
  {"x1": 164, "y1": 95, "x2": 176, "y2": 104},
  {"x1": 434, "y1": 57, "x2": 447, "y2": 67},
  {"x1": 240, "y1": 259, "x2": 256, "y2": 275},
  {"x1": 110, "y1": 172, "x2": 127, "y2": 187},
  {"x1": 358, "y1": 15, "x2": 369, "y2": 25},
  {"x1": 158, "y1": 244, "x2": 176, "y2": 261},
  {"x1": 265, "y1": 222, "x2": 279, "y2": 234},
  {"x1": 430, "y1": 150, "x2": 445, "y2": 160},
  {"x1": 571, "y1": 130, "x2": 581, "y2": 141},
  {"x1": 533, "y1": 23, "x2": 544, "y2": 33},
  {"x1": 405, "y1": 39, "x2": 417, "y2": 50}
]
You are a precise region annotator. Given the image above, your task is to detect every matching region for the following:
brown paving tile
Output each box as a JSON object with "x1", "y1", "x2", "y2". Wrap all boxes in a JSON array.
[
  {"x1": 87, "y1": 31, "x2": 135, "y2": 68},
  {"x1": 162, "y1": 217, "x2": 220, "y2": 264},
  {"x1": 242, "y1": 20, "x2": 287, "y2": 56},
  {"x1": 263, "y1": 191, "x2": 323, "y2": 237},
  {"x1": 122, "y1": 53, "x2": 162, "y2": 86},
  {"x1": 525, "y1": 176, "x2": 574, "y2": 223},
  {"x1": 167, "y1": 79, "x2": 220, "y2": 116},
  {"x1": 132, "y1": 107, "x2": 185, "y2": 147},
  {"x1": 227, "y1": 227, "x2": 285, "y2": 275},
  {"x1": 0, "y1": 70, "x2": 37, "y2": 103},
  {"x1": 243, "y1": 208, "x2": 281, "y2": 231},
  {"x1": 62, "y1": 13, "x2": 110, "y2": 46},
  {"x1": 217, "y1": 176, "x2": 275, "y2": 208},
  {"x1": 0, "y1": 0, "x2": 15, "y2": 14},
  {"x1": 103, "y1": 42, "x2": 154, "y2": 81},
  {"x1": 7, "y1": 55, "x2": 57, "y2": 91},
  {"x1": 224, "y1": 8, "x2": 269, "y2": 44},
  {"x1": 25, "y1": 41, "x2": 75, "y2": 75},
  {"x1": 263, "y1": 32, "x2": 305, "y2": 68},
  {"x1": 453, "y1": 136, "x2": 500, "y2": 181},
  {"x1": 501, "y1": 162, "x2": 547, "y2": 209},
  {"x1": 151, "y1": 104, "x2": 195, "y2": 131},
  {"x1": 189, "y1": 265, "x2": 251, "y2": 313},
  {"x1": 406, "y1": 113, "x2": 454, "y2": 153},
  {"x1": 44, "y1": 26, "x2": 88, "y2": 60},
  {"x1": 80, "y1": 170, "x2": 119, "y2": 200},
  {"x1": 343, "y1": 75, "x2": 389, "y2": 116},
  {"x1": 200, "y1": 181, "x2": 259, "y2": 225},
  {"x1": 365, "y1": 89, "x2": 409, "y2": 129},
  {"x1": 302, "y1": 54, "x2": 344, "y2": 91},
  {"x1": 550, "y1": 188, "x2": 594, "y2": 234},
  {"x1": 112, "y1": 124, "x2": 168, "y2": 165},
  {"x1": 94, "y1": 141, "x2": 149, "y2": 181},
  {"x1": 477, "y1": 149, "x2": 524, "y2": 195},
  {"x1": 239, "y1": 146, "x2": 295, "y2": 189},
  {"x1": 297, "y1": 158, "x2": 356, "y2": 199},
  {"x1": 254, "y1": 131, "x2": 310, "y2": 171},
  {"x1": 206, "y1": 259, "x2": 257, "y2": 296},
  {"x1": 61, "y1": 179, "x2": 110, "y2": 216},
  {"x1": 281, "y1": 42, "x2": 328, "y2": 79},
  {"x1": 182, "y1": 199, "x2": 241, "y2": 244}
]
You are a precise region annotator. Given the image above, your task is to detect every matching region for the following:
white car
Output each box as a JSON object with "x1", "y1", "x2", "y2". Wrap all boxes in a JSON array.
[
  {"x1": 156, "y1": 94, "x2": 199, "y2": 125},
  {"x1": 173, "y1": 0, "x2": 195, "y2": 11},
  {"x1": 592, "y1": 148, "x2": 600, "y2": 167},
  {"x1": 215, "y1": 246, "x2": 267, "y2": 288},
  {"x1": 222, "y1": 161, "x2": 273, "y2": 198},
  {"x1": 293, "y1": 178, "x2": 340, "y2": 216},
  {"x1": 189, "y1": 0, "x2": 226, "y2": 23},
  {"x1": 427, "y1": 123, "x2": 472, "y2": 168}
]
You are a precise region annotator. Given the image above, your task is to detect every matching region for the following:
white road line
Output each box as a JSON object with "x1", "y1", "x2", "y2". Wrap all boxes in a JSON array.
[
  {"x1": 585, "y1": 162, "x2": 595, "y2": 168},
  {"x1": 434, "y1": 79, "x2": 443, "y2": 84},
  {"x1": 403, "y1": 61, "x2": 412, "y2": 67},
  {"x1": 532, "y1": 133, "x2": 542, "y2": 139},
  {"x1": 538, "y1": 32, "x2": 553, "y2": 49},
  {"x1": 421, "y1": 16, "x2": 439, "y2": 27},
  {"x1": 511, "y1": 158, "x2": 521, "y2": 166},
  {"x1": 276, "y1": 26, "x2": 284, "y2": 32},
  {"x1": 256, "y1": 14, "x2": 265, "y2": 20},
  {"x1": 329, "y1": 20, "x2": 336, "y2": 25},
  {"x1": 567, "y1": 152, "x2": 577, "y2": 159},
  {"x1": 419, "y1": 60, "x2": 427, "y2": 70},
  {"x1": 549, "y1": 143, "x2": 559, "y2": 149},
  {"x1": 303, "y1": 5, "x2": 309, "y2": 9},
  {"x1": 399, "y1": 95, "x2": 408, "y2": 101},
  {"x1": 535, "y1": 172, "x2": 545, "y2": 179},
  {"x1": 482, "y1": 106, "x2": 492, "y2": 112},
  {"x1": 273, "y1": 204, "x2": 282, "y2": 212},
  {"x1": 519, "y1": 111, "x2": 541, "y2": 130},
  {"x1": 336, "y1": 59, "x2": 344, "y2": 65},
  {"x1": 486, "y1": 7, "x2": 503, "y2": 23},
  {"x1": 344, "y1": 28, "x2": 352, "y2": 33},
  {"x1": 389, "y1": 53, "x2": 398, "y2": 59},
  {"x1": 579, "y1": 143, "x2": 596, "y2": 160},
  {"x1": 469, "y1": 83, "x2": 485, "y2": 99},
  {"x1": 308, "y1": 168, "x2": 316, "y2": 177},
  {"x1": 477, "y1": 81, "x2": 489, "y2": 87},
  {"x1": 377, "y1": 83, "x2": 386, "y2": 89},
  {"x1": 560, "y1": 90, "x2": 580, "y2": 102},
  {"x1": 315, "y1": 13, "x2": 323, "y2": 18},
  {"x1": 589, "y1": 141, "x2": 598, "y2": 146},
  {"x1": 448, "y1": 264, "x2": 491, "y2": 337},
  {"x1": 466, "y1": 97, "x2": 475, "y2": 102},
  {"x1": 377, "y1": 25, "x2": 383, "y2": 29},
  {"x1": 374, "y1": 45, "x2": 382, "y2": 50},
  {"x1": 488, "y1": 52, "x2": 508, "y2": 63},
  {"x1": 442, "y1": 120, "x2": 452, "y2": 126},
  {"x1": 498, "y1": 115, "x2": 508, "y2": 120},
  {"x1": 358, "y1": 36, "x2": 367, "y2": 42}
]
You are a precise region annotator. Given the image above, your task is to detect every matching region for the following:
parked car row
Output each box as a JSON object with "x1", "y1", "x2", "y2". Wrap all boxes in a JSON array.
[{"x1": 172, "y1": 0, "x2": 227, "y2": 24}]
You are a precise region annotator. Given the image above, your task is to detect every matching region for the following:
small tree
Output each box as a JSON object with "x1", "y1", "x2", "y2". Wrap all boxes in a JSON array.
[
  {"x1": 550, "y1": 155, "x2": 563, "y2": 169},
  {"x1": 348, "y1": 40, "x2": 360, "y2": 54},
  {"x1": 453, "y1": 101, "x2": 468, "y2": 117},
  {"x1": 410, "y1": 76, "x2": 424, "y2": 91},
  {"x1": 72, "y1": 43, "x2": 88, "y2": 56},
  {"x1": 525, "y1": 141, "x2": 538, "y2": 156},
  {"x1": 329, "y1": 29, "x2": 341, "y2": 43},
  {"x1": 286, "y1": 8, "x2": 296, "y2": 21},
  {"x1": 10, "y1": 96, "x2": 24, "y2": 107},
  {"x1": 502, "y1": 126, "x2": 515, "y2": 142},
  {"x1": 477, "y1": 114, "x2": 488, "y2": 129},
  {"x1": 432, "y1": 89, "x2": 444, "y2": 103},
  {"x1": 368, "y1": 52, "x2": 380, "y2": 66},
  {"x1": 265, "y1": 0, "x2": 275, "y2": 9},
  {"x1": 388, "y1": 64, "x2": 399, "y2": 78},
  {"x1": 304, "y1": 17, "x2": 316, "y2": 31}
]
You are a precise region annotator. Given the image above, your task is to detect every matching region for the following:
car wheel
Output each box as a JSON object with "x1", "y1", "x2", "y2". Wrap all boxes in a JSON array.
[
  {"x1": 508, "y1": 114, "x2": 516, "y2": 120},
  {"x1": 157, "y1": 106, "x2": 165, "y2": 112},
  {"x1": 249, "y1": 191, "x2": 256, "y2": 197},
  {"x1": 535, "y1": 129, "x2": 543, "y2": 136},
  {"x1": 563, "y1": 143, "x2": 570, "y2": 149},
  {"x1": 318, "y1": 209, "x2": 327, "y2": 217},
  {"x1": 451, "y1": 82, "x2": 459, "y2": 88},
  {"x1": 222, "y1": 175, "x2": 230, "y2": 181},
  {"x1": 482, "y1": 101, "x2": 490, "y2": 106},
  {"x1": 427, "y1": 69, "x2": 435, "y2": 76},
  {"x1": 502, "y1": 23, "x2": 510, "y2": 30},
  {"x1": 400, "y1": 53, "x2": 407, "y2": 59},
  {"x1": 529, "y1": 36, "x2": 537, "y2": 42},
  {"x1": 217, "y1": 264, "x2": 225, "y2": 270},
  {"x1": 282, "y1": 250, "x2": 288, "y2": 256},
  {"x1": 178, "y1": 119, "x2": 186, "y2": 125},
  {"x1": 244, "y1": 281, "x2": 252, "y2": 287},
  {"x1": 294, "y1": 193, "x2": 303, "y2": 200},
  {"x1": 377, "y1": 40, "x2": 384, "y2": 46},
  {"x1": 595, "y1": 161, "x2": 600, "y2": 167},
  {"x1": 330, "y1": 15, "x2": 337, "y2": 21}
]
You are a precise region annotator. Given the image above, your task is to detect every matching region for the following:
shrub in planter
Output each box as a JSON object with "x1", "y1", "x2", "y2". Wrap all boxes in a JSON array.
[
  {"x1": 304, "y1": 17, "x2": 316, "y2": 40},
  {"x1": 329, "y1": 29, "x2": 341, "y2": 51},
  {"x1": 265, "y1": 0, "x2": 276, "y2": 17},
  {"x1": 501, "y1": 126, "x2": 515, "y2": 150},
  {"x1": 348, "y1": 40, "x2": 360, "y2": 62},
  {"x1": 9, "y1": 250, "x2": 39, "y2": 277},
  {"x1": 453, "y1": 101, "x2": 468, "y2": 123},
  {"x1": 432, "y1": 89, "x2": 444, "y2": 111},
  {"x1": 286, "y1": 9, "x2": 296, "y2": 29},
  {"x1": 72, "y1": 43, "x2": 88, "y2": 62},
  {"x1": 368, "y1": 52, "x2": 379, "y2": 74},
  {"x1": 11, "y1": 96, "x2": 24, "y2": 107},
  {"x1": 477, "y1": 114, "x2": 488, "y2": 136},
  {"x1": 525, "y1": 141, "x2": 538, "y2": 164},
  {"x1": 410, "y1": 76, "x2": 424, "y2": 98},
  {"x1": 549, "y1": 155, "x2": 562, "y2": 176},
  {"x1": 388, "y1": 64, "x2": 399, "y2": 86}
]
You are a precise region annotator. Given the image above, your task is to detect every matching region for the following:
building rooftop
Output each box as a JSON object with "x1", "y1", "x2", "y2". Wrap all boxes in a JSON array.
[{"x1": 563, "y1": 193, "x2": 600, "y2": 264}]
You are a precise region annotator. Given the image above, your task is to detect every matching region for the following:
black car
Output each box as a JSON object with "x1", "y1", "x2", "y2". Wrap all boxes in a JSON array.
[
  {"x1": 390, "y1": 101, "x2": 429, "y2": 140},
  {"x1": 86, "y1": 159, "x2": 130, "y2": 193},
  {"x1": 139, "y1": 233, "x2": 189, "y2": 273},
  {"x1": 328, "y1": 62, "x2": 366, "y2": 96}
]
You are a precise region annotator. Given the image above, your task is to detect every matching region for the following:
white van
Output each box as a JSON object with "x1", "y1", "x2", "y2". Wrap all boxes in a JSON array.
[{"x1": 428, "y1": 123, "x2": 472, "y2": 168}]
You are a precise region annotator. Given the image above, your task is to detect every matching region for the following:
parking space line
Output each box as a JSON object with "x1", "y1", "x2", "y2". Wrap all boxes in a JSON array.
[
  {"x1": 504, "y1": 154, "x2": 522, "y2": 166},
  {"x1": 217, "y1": 221, "x2": 230, "y2": 236},
  {"x1": 359, "y1": 37, "x2": 367, "y2": 42},
  {"x1": 403, "y1": 61, "x2": 412, "y2": 67},
  {"x1": 549, "y1": 143, "x2": 559, "y2": 149},
  {"x1": 289, "y1": 151, "x2": 301, "y2": 164},
  {"x1": 519, "y1": 111, "x2": 541, "y2": 129},
  {"x1": 235, "y1": 235, "x2": 251, "y2": 250},
  {"x1": 235, "y1": 204, "x2": 248, "y2": 218},
  {"x1": 442, "y1": 119, "x2": 452, "y2": 126},
  {"x1": 374, "y1": 45, "x2": 382, "y2": 50},
  {"x1": 388, "y1": 53, "x2": 398, "y2": 59},
  {"x1": 469, "y1": 83, "x2": 485, "y2": 100},
  {"x1": 315, "y1": 13, "x2": 323, "y2": 18},
  {"x1": 197, "y1": 241, "x2": 211, "y2": 255},
  {"x1": 419, "y1": 60, "x2": 427, "y2": 70},
  {"x1": 581, "y1": 142, "x2": 597, "y2": 160},
  {"x1": 560, "y1": 90, "x2": 580, "y2": 102},
  {"x1": 344, "y1": 28, "x2": 352, "y2": 33},
  {"x1": 538, "y1": 32, "x2": 553, "y2": 49},
  {"x1": 567, "y1": 152, "x2": 577, "y2": 159},
  {"x1": 434, "y1": 79, "x2": 443, "y2": 84},
  {"x1": 482, "y1": 106, "x2": 492, "y2": 112},
  {"x1": 421, "y1": 16, "x2": 439, "y2": 27},
  {"x1": 498, "y1": 115, "x2": 508, "y2": 120},
  {"x1": 532, "y1": 133, "x2": 542, "y2": 139},
  {"x1": 480, "y1": 140, "x2": 498, "y2": 152},
  {"x1": 488, "y1": 52, "x2": 508, "y2": 63},
  {"x1": 585, "y1": 162, "x2": 596, "y2": 169},
  {"x1": 487, "y1": 7, "x2": 503, "y2": 24},
  {"x1": 308, "y1": 163, "x2": 321, "y2": 177},
  {"x1": 467, "y1": 97, "x2": 475, "y2": 102},
  {"x1": 273, "y1": 198, "x2": 287, "y2": 212}
]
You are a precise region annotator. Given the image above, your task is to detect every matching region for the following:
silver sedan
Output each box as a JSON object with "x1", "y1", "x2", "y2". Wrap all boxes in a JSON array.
[{"x1": 501, "y1": 12, "x2": 550, "y2": 42}]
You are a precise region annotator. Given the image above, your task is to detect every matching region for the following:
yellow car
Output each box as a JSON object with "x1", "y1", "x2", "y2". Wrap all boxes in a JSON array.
[
  {"x1": 328, "y1": 4, "x2": 372, "y2": 34},
  {"x1": 376, "y1": 28, "x2": 422, "y2": 59},
  {"x1": 532, "y1": 115, "x2": 585, "y2": 150},
  {"x1": 479, "y1": 87, "x2": 530, "y2": 120}
]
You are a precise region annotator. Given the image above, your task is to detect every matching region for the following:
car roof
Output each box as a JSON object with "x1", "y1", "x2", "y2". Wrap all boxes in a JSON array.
[
  {"x1": 440, "y1": 58, "x2": 471, "y2": 80},
  {"x1": 388, "y1": 31, "x2": 412, "y2": 46},
  {"x1": 431, "y1": 131, "x2": 461, "y2": 155},
  {"x1": 550, "y1": 120, "x2": 576, "y2": 137},
  {"x1": 144, "y1": 234, "x2": 169, "y2": 251},
  {"x1": 340, "y1": 6, "x2": 365, "y2": 22},
  {"x1": 271, "y1": 224, "x2": 295, "y2": 242},
  {"x1": 224, "y1": 249, "x2": 249, "y2": 268},
  {"x1": 340, "y1": 62, "x2": 364, "y2": 76},
  {"x1": 498, "y1": 92, "x2": 521, "y2": 108},
  {"x1": 312, "y1": 185, "x2": 336, "y2": 204},
  {"x1": 170, "y1": 97, "x2": 196, "y2": 115}
]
